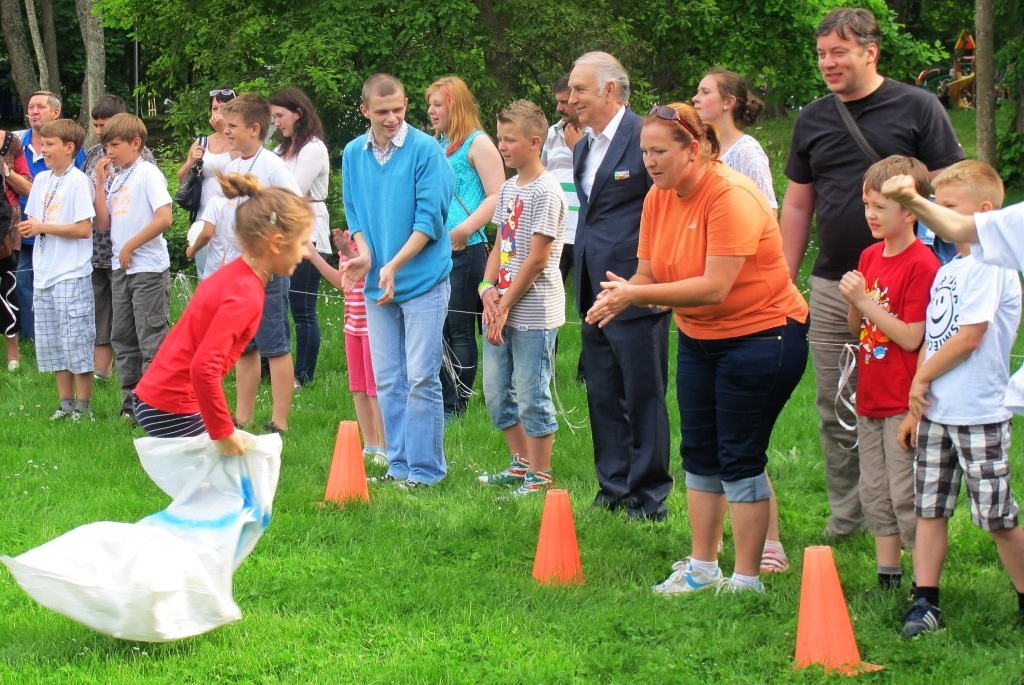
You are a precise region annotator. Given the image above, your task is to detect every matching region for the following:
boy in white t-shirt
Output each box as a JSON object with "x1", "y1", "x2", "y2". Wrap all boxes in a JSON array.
[
  {"x1": 894, "y1": 160, "x2": 1024, "y2": 637},
  {"x1": 18, "y1": 119, "x2": 96, "y2": 420},
  {"x1": 217, "y1": 93, "x2": 301, "y2": 434},
  {"x1": 92, "y1": 113, "x2": 173, "y2": 421},
  {"x1": 477, "y1": 100, "x2": 567, "y2": 497}
]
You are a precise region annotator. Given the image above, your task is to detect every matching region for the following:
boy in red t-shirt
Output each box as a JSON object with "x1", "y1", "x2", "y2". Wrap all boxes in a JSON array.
[{"x1": 839, "y1": 155, "x2": 938, "y2": 592}]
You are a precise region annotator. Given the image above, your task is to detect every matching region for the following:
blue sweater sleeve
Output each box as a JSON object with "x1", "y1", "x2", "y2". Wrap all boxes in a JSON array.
[
  {"x1": 342, "y1": 137, "x2": 365, "y2": 237},
  {"x1": 412, "y1": 138, "x2": 455, "y2": 240}
]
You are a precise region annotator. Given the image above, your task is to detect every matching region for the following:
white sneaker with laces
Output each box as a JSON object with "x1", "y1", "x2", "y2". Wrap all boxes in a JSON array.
[
  {"x1": 715, "y1": 576, "x2": 765, "y2": 594},
  {"x1": 651, "y1": 558, "x2": 723, "y2": 595}
]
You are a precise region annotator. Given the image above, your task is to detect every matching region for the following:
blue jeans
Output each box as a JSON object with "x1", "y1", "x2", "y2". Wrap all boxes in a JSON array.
[
  {"x1": 289, "y1": 256, "x2": 327, "y2": 384},
  {"x1": 246, "y1": 275, "x2": 291, "y2": 356},
  {"x1": 482, "y1": 325, "x2": 558, "y2": 437},
  {"x1": 441, "y1": 243, "x2": 486, "y2": 415},
  {"x1": 676, "y1": 319, "x2": 808, "y2": 490},
  {"x1": 365, "y1": 280, "x2": 450, "y2": 484},
  {"x1": 16, "y1": 244, "x2": 34, "y2": 340}
]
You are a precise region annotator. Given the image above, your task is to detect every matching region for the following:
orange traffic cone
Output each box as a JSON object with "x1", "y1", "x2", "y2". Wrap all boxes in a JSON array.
[
  {"x1": 323, "y1": 421, "x2": 369, "y2": 505},
  {"x1": 794, "y1": 546, "x2": 883, "y2": 675},
  {"x1": 532, "y1": 489, "x2": 583, "y2": 585}
]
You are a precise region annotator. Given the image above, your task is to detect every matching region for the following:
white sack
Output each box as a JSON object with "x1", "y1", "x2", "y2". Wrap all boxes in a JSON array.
[{"x1": 2, "y1": 431, "x2": 281, "y2": 642}]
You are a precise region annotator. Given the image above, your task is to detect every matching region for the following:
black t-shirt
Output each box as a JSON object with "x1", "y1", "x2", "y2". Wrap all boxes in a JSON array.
[{"x1": 785, "y1": 78, "x2": 965, "y2": 280}]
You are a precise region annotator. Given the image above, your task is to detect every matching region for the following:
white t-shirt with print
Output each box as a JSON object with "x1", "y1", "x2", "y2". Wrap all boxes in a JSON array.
[
  {"x1": 25, "y1": 167, "x2": 95, "y2": 288},
  {"x1": 924, "y1": 254, "x2": 1021, "y2": 424},
  {"x1": 490, "y1": 171, "x2": 567, "y2": 330},
  {"x1": 106, "y1": 161, "x2": 173, "y2": 274},
  {"x1": 208, "y1": 149, "x2": 300, "y2": 275}
]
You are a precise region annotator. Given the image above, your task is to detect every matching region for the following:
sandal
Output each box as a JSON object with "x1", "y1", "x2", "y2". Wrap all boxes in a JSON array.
[
  {"x1": 263, "y1": 420, "x2": 287, "y2": 434},
  {"x1": 760, "y1": 547, "x2": 790, "y2": 574}
]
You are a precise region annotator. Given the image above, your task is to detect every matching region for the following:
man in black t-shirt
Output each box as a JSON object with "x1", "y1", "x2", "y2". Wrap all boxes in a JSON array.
[{"x1": 780, "y1": 7, "x2": 964, "y2": 540}]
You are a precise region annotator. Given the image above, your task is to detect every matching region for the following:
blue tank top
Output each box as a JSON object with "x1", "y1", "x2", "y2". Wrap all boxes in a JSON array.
[{"x1": 441, "y1": 130, "x2": 489, "y2": 246}]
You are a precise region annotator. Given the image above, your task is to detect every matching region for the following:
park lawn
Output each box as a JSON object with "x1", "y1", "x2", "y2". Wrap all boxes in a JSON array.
[{"x1": 3, "y1": 105, "x2": 1024, "y2": 684}]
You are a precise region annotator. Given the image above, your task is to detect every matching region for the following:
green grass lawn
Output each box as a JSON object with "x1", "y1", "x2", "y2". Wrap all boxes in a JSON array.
[{"x1": 3, "y1": 105, "x2": 1024, "y2": 684}]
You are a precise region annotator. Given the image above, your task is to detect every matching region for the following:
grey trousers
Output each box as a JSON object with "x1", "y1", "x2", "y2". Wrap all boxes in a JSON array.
[
  {"x1": 809, "y1": 275, "x2": 864, "y2": 536},
  {"x1": 111, "y1": 268, "x2": 170, "y2": 413}
]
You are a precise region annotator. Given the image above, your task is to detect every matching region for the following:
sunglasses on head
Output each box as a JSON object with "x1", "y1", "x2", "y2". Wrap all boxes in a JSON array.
[
  {"x1": 210, "y1": 89, "x2": 236, "y2": 99},
  {"x1": 648, "y1": 105, "x2": 700, "y2": 140}
]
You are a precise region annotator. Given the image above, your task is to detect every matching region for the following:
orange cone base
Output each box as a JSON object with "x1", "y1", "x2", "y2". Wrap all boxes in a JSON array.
[
  {"x1": 532, "y1": 489, "x2": 583, "y2": 586},
  {"x1": 794, "y1": 546, "x2": 883, "y2": 675},
  {"x1": 323, "y1": 420, "x2": 370, "y2": 506}
]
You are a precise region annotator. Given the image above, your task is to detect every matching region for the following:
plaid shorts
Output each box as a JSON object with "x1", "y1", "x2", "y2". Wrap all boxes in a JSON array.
[
  {"x1": 915, "y1": 418, "x2": 1018, "y2": 530},
  {"x1": 34, "y1": 275, "x2": 95, "y2": 374}
]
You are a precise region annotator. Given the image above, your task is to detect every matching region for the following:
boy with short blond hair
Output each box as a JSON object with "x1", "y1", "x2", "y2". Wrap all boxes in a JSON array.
[
  {"x1": 839, "y1": 155, "x2": 939, "y2": 592},
  {"x1": 17, "y1": 119, "x2": 96, "y2": 419},
  {"x1": 476, "y1": 100, "x2": 567, "y2": 496},
  {"x1": 214, "y1": 91, "x2": 300, "y2": 434},
  {"x1": 93, "y1": 112, "x2": 173, "y2": 421},
  {"x1": 895, "y1": 159, "x2": 1024, "y2": 636}
]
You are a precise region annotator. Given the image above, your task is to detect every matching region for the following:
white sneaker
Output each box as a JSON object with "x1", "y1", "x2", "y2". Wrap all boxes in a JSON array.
[
  {"x1": 651, "y1": 558, "x2": 723, "y2": 595},
  {"x1": 716, "y1": 576, "x2": 765, "y2": 594},
  {"x1": 50, "y1": 408, "x2": 73, "y2": 421},
  {"x1": 7, "y1": 359, "x2": 19, "y2": 371}
]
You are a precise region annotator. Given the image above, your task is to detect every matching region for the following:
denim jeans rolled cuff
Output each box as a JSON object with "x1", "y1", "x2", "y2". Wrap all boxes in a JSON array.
[
  {"x1": 365, "y1": 279, "x2": 449, "y2": 484},
  {"x1": 482, "y1": 325, "x2": 558, "y2": 438},
  {"x1": 246, "y1": 275, "x2": 291, "y2": 357},
  {"x1": 677, "y1": 318, "x2": 808, "y2": 487},
  {"x1": 290, "y1": 256, "x2": 327, "y2": 384},
  {"x1": 442, "y1": 242, "x2": 486, "y2": 414}
]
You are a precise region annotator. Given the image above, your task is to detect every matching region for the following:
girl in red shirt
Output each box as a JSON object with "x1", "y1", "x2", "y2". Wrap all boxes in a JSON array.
[{"x1": 133, "y1": 173, "x2": 312, "y2": 456}]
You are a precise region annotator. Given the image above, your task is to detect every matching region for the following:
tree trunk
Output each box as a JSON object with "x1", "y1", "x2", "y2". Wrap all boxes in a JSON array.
[
  {"x1": 22, "y1": 0, "x2": 49, "y2": 90},
  {"x1": 75, "y1": 0, "x2": 106, "y2": 141},
  {"x1": 975, "y1": 0, "x2": 996, "y2": 165},
  {"x1": 0, "y1": 0, "x2": 40, "y2": 106},
  {"x1": 39, "y1": 0, "x2": 61, "y2": 98}
]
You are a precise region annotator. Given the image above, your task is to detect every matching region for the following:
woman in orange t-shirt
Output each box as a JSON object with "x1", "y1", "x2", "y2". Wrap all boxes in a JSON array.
[{"x1": 587, "y1": 103, "x2": 808, "y2": 595}]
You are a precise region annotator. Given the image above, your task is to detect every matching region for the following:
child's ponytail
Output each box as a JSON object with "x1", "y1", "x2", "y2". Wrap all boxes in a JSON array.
[{"x1": 216, "y1": 172, "x2": 313, "y2": 251}]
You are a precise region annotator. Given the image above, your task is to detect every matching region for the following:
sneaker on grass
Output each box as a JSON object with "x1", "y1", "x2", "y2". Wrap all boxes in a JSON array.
[
  {"x1": 651, "y1": 558, "x2": 723, "y2": 595},
  {"x1": 50, "y1": 408, "x2": 72, "y2": 421},
  {"x1": 901, "y1": 597, "x2": 942, "y2": 638},
  {"x1": 510, "y1": 471, "x2": 552, "y2": 497},
  {"x1": 760, "y1": 547, "x2": 790, "y2": 574},
  {"x1": 362, "y1": 447, "x2": 388, "y2": 468},
  {"x1": 477, "y1": 455, "x2": 529, "y2": 485},
  {"x1": 716, "y1": 576, "x2": 765, "y2": 594},
  {"x1": 71, "y1": 410, "x2": 95, "y2": 423}
]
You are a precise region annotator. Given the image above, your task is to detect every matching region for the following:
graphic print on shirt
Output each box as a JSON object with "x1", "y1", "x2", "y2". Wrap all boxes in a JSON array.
[
  {"x1": 498, "y1": 195, "x2": 522, "y2": 291},
  {"x1": 859, "y1": 278, "x2": 892, "y2": 363},
  {"x1": 926, "y1": 271, "x2": 959, "y2": 352}
]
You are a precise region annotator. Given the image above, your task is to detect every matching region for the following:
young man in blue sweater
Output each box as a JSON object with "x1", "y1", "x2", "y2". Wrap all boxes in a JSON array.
[{"x1": 341, "y1": 73, "x2": 456, "y2": 488}]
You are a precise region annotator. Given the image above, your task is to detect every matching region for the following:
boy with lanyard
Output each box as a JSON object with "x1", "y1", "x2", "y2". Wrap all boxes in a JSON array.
[
  {"x1": 18, "y1": 119, "x2": 95, "y2": 419},
  {"x1": 92, "y1": 113, "x2": 173, "y2": 422}
]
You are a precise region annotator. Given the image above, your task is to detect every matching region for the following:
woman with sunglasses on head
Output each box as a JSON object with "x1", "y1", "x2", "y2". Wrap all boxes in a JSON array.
[
  {"x1": 693, "y1": 68, "x2": 777, "y2": 211},
  {"x1": 177, "y1": 87, "x2": 238, "y2": 278},
  {"x1": 586, "y1": 103, "x2": 808, "y2": 595},
  {"x1": 269, "y1": 87, "x2": 330, "y2": 388},
  {"x1": 425, "y1": 76, "x2": 505, "y2": 422}
]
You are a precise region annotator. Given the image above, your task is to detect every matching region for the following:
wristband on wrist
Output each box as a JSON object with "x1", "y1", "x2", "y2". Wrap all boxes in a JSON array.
[
  {"x1": 478, "y1": 285, "x2": 496, "y2": 300},
  {"x1": 477, "y1": 280, "x2": 494, "y2": 295}
]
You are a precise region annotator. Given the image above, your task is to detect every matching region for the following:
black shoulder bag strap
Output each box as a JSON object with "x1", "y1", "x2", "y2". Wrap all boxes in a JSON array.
[{"x1": 833, "y1": 94, "x2": 881, "y2": 164}]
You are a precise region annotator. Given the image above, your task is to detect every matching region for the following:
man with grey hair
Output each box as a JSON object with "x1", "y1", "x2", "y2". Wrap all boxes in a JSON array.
[
  {"x1": 9, "y1": 90, "x2": 86, "y2": 340},
  {"x1": 569, "y1": 51, "x2": 672, "y2": 521},
  {"x1": 780, "y1": 7, "x2": 963, "y2": 540}
]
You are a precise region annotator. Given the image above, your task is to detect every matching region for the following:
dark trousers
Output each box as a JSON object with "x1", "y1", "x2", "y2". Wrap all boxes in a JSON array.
[
  {"x1": 441, "y1": 243, "x2": 486, "y2": 415},
  {"x1": 676, "y1": 320, "x2": 808, "y2": 481},
  {"x1": 15, "y1": 243, "x2": 33, "y2": 340},
  {"x1": 289, "y1": 256, "x2": 326, "y2": 385},
  {"x1": 582, "y1": 312, "x2": 672, "y2": 517}
]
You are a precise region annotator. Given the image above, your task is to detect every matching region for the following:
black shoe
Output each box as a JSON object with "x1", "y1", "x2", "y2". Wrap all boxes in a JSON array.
[
  {"x1": 901, "y1": 597, "x2": 941, "y2": 638},
  {"x1": 627, "y1": 509, "x2": 667, "y2": 523},
  {"x1": 263, "y1": 421, "x2": 287, "y2": 434},
  {"x1": 592, "y1": 492, "x2": 625, "y2": 511}
]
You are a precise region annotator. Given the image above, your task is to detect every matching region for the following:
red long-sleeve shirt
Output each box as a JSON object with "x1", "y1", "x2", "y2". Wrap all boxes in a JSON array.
[{"x1": 135, "y1": 258, "x2": 264, "y2": 439}]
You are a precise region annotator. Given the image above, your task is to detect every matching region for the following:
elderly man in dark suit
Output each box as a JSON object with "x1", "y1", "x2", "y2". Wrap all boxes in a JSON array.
[{"x1": 569, "y1": 51, "x2": 672, "y2": 521}]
